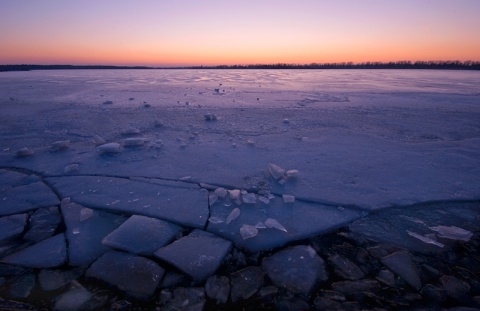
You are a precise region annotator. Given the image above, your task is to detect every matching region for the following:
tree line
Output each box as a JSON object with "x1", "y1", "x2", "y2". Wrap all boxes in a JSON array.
[{"x1": 1, "y1": 61, "x2": 479, "y2": 72}]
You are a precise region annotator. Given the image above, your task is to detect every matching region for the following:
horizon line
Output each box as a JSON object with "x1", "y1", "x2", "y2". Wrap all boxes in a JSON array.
[{"x1": 1, "y1": 60, "x2": 480, "y2": 71}]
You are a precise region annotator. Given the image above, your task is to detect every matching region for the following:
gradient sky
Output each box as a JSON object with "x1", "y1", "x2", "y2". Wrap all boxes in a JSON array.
[{"x1": 1, "y1": 0, "x2": 479, "y2": 66}]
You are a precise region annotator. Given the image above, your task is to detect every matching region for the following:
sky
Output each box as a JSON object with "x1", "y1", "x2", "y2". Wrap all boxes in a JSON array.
[{"x1": 1, "y1": 0, "x2": 479, "y2": 66}]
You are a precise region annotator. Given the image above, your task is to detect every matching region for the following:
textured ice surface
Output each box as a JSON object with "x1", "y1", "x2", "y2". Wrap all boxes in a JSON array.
[
  {"x1": 49, "y1": 176, "x2": 208, "y2": 228},
  {"x1": 86, "y1": 250, "x2": 164, "y2": 300},
  {"x1": 0, "y1": 69, "x2": 479, "y2": 258},
  {"x1": 154, "y1": 229, "x2": 232, "y2": 282},
  {"x1": 102, "y1": 215, "x2": 182, "y2": 256},
  {"x1": 208, "y1": 199, "x2": 363, "y2": 252},
  {"x1": 0, "y1": 181, "x2": 59, "y2": 216}
]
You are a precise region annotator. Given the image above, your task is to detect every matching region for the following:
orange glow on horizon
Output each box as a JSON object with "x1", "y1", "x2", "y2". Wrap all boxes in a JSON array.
[{"x1": 1, "y1": 1, "x2": 479, "y2": 66}]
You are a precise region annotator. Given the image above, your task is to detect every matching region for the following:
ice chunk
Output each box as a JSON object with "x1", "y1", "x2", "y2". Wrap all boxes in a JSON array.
[
  {"x1": 93, "y1": 135, "x2": 106, "y2": 145},
  {"x1": 50, "y1": 140, "x2": 70, "y2": 152},
  {"x1": 208, "y1": 216, "x2": 224, "y2": 224},
  {"x1": 268, "y1": 163, "x2": 285, "y2": 180},
  {"x1": 265, "y1": 218, "x2": 287, "y2": 232},
  {"x1": 226, "y1": 208, "x2": 241, "y2": 224},
  {"x1": 240, "y1": 224, "x2": 258, "y2": 240},
  {"x1": 54, "y1": 285, "x2": 92, "y2": 311},
  {"x1": 429, "y1": 225, "x2": 473, "y2": 241},
  {"x1": 214, "y1": 187, "x2": 228, "y2": 198},
  {"x1": 407, "y1": 231, "x2": 444, "y2": 248},
  {"x1": 87, "y1": 251, "x2": 164, "y2": 300},
  {"x1": 228, "y1": 189, "x2": 241, "y2": 200},
  {"x1": 258, "y1": 196, "x2": 270, "y2": 205},
  {"x1": 242, "y1": 192, "x2": 256, "y2": 204},
  {"x1": 15, "y1": 147, "x2": 34, "y2": 158},
  {"x1": 96, "y1": 142, "x2": 122, "y2": 154},
  {"x1": 101, "y1": 215, "x2": 182, "y2": 256},
  {"x1": 154, "y1": 230, "x2": 231, "y2": 282},
  {"x1": 381, "y1": 251, "x2": 421, "y2": 290},
  {"x1": 255, "y1": 222, "x2": 267, "y2": 229},
  {"x1": 282, "y1": 194, "x2": 295, "y2": 203},
  {"x1": 64, "y1": 164, "x2": 79, "y2": 173},
  {"x1": 247, "y1": 138, "x2": 255, "y2": 145},
  {"x1": 102, "y1": 100, "x2": 113, "y2": 105}
]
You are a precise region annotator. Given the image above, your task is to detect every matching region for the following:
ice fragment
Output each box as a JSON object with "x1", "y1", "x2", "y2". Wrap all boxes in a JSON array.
[
  {"x1": 229, "y1": 189, "x2": 240, "y2": 200},
  {"x1": 226, "y1": 208, "x2": 241, "y2": 224},
  {"x1": 258, "y1": 196, "x2": 270, "y2": 205},
  {"x1": 265, "y1": 218, "x2": 287, "y2": 232},
  {"x1": 268, "y1": 163, "x2": 285, "y2": 180},
  {"x1": 282, "y1": 194, "x2": 295, "y2": 203},
  {"x1": 208, "y1": 216, "x2": 224, "y2": 224},
  {"x1": 407, "y1": 231, "x2": 444, "y2": 247},
  {"x1": 204, "y1": 113, "x2": 217, "y2": 121},
  {"x1": 285, "y1": 169, "x2": 299, "y2": 178},
  {"x1": 242, "y1": 193, "x2": 256, "y2": 204},
  {"x1": 214, "y1": 187, "x2": 228, "y2": 198},
  {"x1": 93, "y1": 135, "x2": 106, "y2": 145},
  {"x1": 429, "y1": 225, "x2": 473, "y2": 241},
  {"x1": 96, "y1": 143, "x2": 122, "y2": 154},
  {"x1": 122, "y1": 138, "x2": 145, "y2": 147},
  {"x1": 255, "y1": 222, "x2": 267, "y2": 229},
  {"x1": 240, "y1": 224, "x2": 258, "y2": 240}
]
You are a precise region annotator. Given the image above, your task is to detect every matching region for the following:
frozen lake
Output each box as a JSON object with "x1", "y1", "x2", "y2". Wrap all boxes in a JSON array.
[{"x1": 0, "y1": 69, "x2": 479, "y2": 308}]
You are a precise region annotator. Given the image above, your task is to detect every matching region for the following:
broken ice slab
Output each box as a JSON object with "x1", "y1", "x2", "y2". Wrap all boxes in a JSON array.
[
  {"x1": 429, "y1": 225, "x2": 473, "y2": 241},
  {"x1": 0, "y1": 214, "x2": 27, "y2": 241},
  {"x1": 39, "y1": 266, "x2": 86, "y2": 291},
  {"x1": 23, "y1": 207, "x2": 62, "y2": 243},
  {"x1": 154, "y1": 229, "x2": 232, "y2": 283},
  {"x1": 1, "y1": 234, "x2": 66, "y2": 268},
  {"x1": 61, "y1": 200, "x2": 126, "y2": 266},
  {"x1": 0, "y1": 181, "x2": 60, "y2": 216},
  {"x1": 0, "y1": 169, "x2": 30, "y2": 189},
  {"x1": 381, "y1": 251, "x2": 422, "y2": 291},
  {"x1": 349, "y1": 201, "x2": 479, "y2": 254},
  {"x1": 15, "y1": 147, "x2": 34, "y2": 158},
  {"x1": 214, "y1": 187, "x2": 228, "y2": 198},
  {"x1": 262, "y1": 245, "x2": 328, "y2": 296},
  {"x1": 207, "y1": 198, "x2": 363, "y2": 253},
  {"x1": 54, "y1": 285, "x2": 92, "y2": 311},
  {"x1": 48, "y1": 175, "x2": 209, "y2": 228},
  {"x1": 86, "y1": 250, "x2": 164, "y2": 300},
  {"x1": 102, "y1": 215, "x2": 182, "y2": 256}
]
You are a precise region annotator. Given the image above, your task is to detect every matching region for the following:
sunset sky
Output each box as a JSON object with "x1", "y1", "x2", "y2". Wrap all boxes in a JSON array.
[{"x1": 1, "y1": 0, "x2": 479, "y2": 66}]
